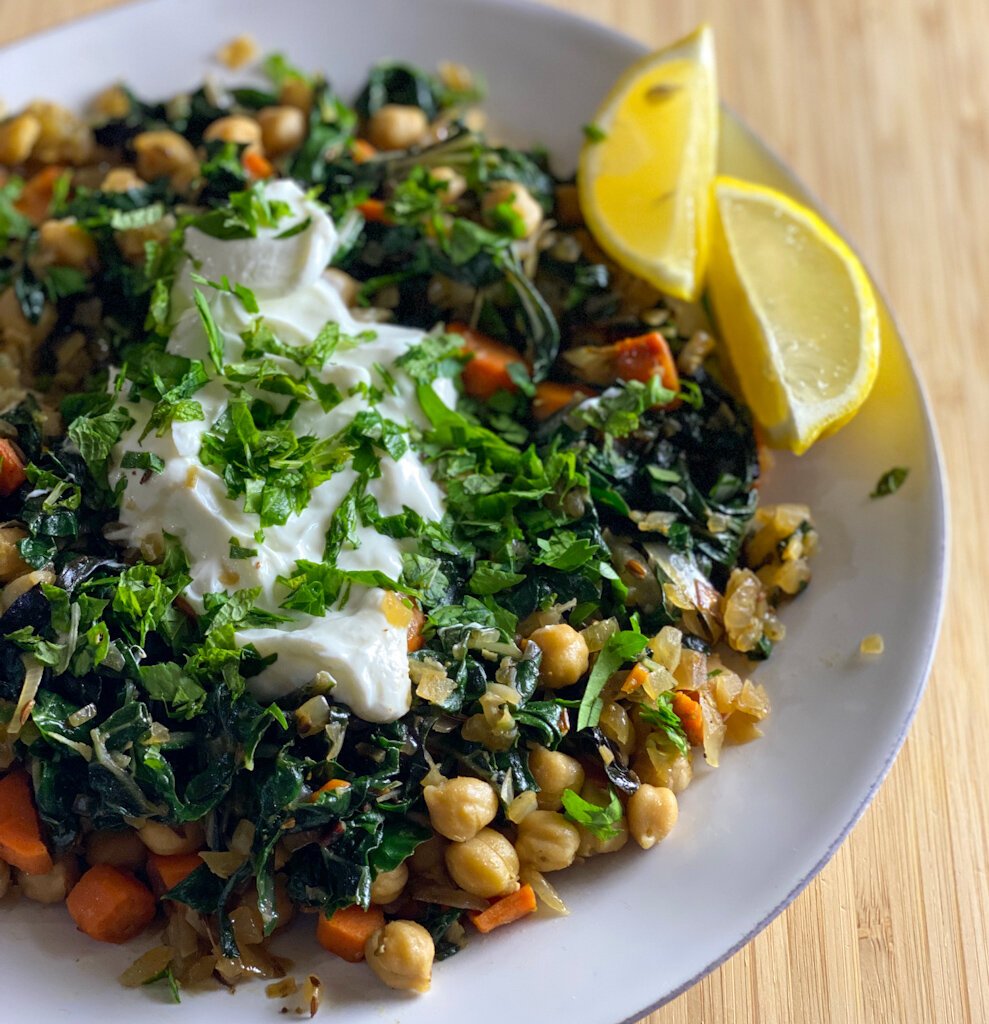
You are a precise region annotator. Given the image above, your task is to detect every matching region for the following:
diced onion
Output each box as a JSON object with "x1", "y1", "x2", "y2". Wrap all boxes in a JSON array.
[
  {"x1": 266, "y1": 977, "x2": 298, "y2": 999},
  {"x1": 507, "y1": 790, "x2": 538, "y2": 823},
  {"x1": 119, "y1": 945, "x2": 175, "y2": 987},
  {"x1": 410, "y1": 881, "x2": 489, "y2": 912},
  {"x1": 295, "y1": 695, "x2": 331, "y2": 737},
  {"x1": 520, "y1": 867, "x2": 569, "y2": 916},
  {"x1": 580, "y1": 617, "x2": 619, "y2": 653},
  {"x1": 229, "y1": 819, "x2": 256, "y2": 856},
  {"x1": 200, "y1": 851, "x2": 246, "y2": 879}
]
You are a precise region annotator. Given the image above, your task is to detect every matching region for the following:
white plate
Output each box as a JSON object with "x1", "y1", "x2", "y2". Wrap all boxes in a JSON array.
[{"x1": 0, "y1": 1, "x2": 947, "y2": 1021}]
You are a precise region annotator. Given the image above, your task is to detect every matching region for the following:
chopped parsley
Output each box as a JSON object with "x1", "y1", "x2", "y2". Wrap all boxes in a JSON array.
[{"x1": 870, "y1": 466, "x2": 909, "y2": 498}]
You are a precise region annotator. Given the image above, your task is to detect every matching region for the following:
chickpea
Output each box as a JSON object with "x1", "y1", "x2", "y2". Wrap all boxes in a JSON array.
[
  {"x1": 577, "y1": 815, "x2": 629, "y2": 858},
  {"x1": 324, "y1": 267, "x2": 360, "y2": 307},
  {"x1": 529, "y1": 624, "x2": 589, "y2": 689},
  {"x1": 481, "y1": 180, "x2": 543, "y2": 238},
  {"x1": 0, "y1": 859, "x2": 9, "y2": 899},
  {"x1": 0, "y1": 287, "x2": 56, "y2": 371},
  {"x1": 444, "y1": 827, "x2": 519, "y2": 899},
  {"x1": 137, "y1": 819, "x2": 203, "y2": 856},
  {"x1": 133, "y1": 130, "x2": 199, "y2": 191},
  {"x1": 17, "y1": 854, "x2": 79, "y2": 904},
  {"x1": 633, "y1": 748, "x2": 693, "y2": 794},
  {"x1": 423, "y1": 776, "x2": 498, "y2": 843},
  {"x1": 217, "y1": 34, "x2": 258, "y2": 70},
  {"x1": 527, "y1": 744, "x2": 584, "y2": 811},
  {"x1": 409, "y1": 834, "x2": 448, "y2": 883},
  {"x1": 279, "y1": 76, "x2": 314, "y2": 112},
  {"x1": 627, "y1": 784, "x2": 678, "y2": 850},
  {"x1": 514, "y1": 810, "x2": 580, "y2": 872},
  {"x1": 428, "y1": 165, "x2": 467, "y2": 202},
  {"x1": 52, "y1": 331, "x2": 92, "y2": 393},
  {"x1": 92, "y1": 85, "x2": 131, "y2": 120},
  {"x1": 365, "y1": 104, "x2": 429, "y2": 151},
  {"x1": 85, "y1": 828, "x2": 147, "y2": 871},
  {"x1": 25, "y1": 101, "x2": 93, "y2": 165},
  {"x1": 115, "y1": 213, "x2": 175, "y2": 266},
  {"x1": 575, "y1": 780, "x2": 629, "y2": 857},
  {"x1": 0, "y1": 113, "x2": 41, "y2": 165},
  {"x1": 426, "y1": 273, "x2": 475, "y2": 311},
  {"x1": 257, "y1": 105, "x2": 307, "y2": 157},
  {"x1": 365, "y1": 920, "x2": 434, "y2": 994},
  {"x1": 203, "y1": 114, "x2": 263, "y2": 150},
  {"x1": 0, "y1": 526, "x2": 31, "y2": 584},
  {"x1": 100, "y1": 166, "x2": 144, "y2": 193},
  {"x1": 370, "y1": 860, "x2": 409, "y2": 905},
  {"x1": 37, "y1": 218, "x2": 99, "y2": 273}
]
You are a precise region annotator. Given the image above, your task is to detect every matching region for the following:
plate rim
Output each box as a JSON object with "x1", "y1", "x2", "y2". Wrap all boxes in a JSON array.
[{"x1": 0, "y1": 0, "x2": 950, "y2": 1017}]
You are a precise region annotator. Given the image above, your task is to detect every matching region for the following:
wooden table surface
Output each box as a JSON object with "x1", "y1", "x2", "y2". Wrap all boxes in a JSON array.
[{"x1": 1, "y1": 0, "x2": 985, "y2": 1020}]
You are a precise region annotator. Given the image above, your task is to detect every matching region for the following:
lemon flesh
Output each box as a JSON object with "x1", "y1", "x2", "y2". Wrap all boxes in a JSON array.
[
  {"x1": 578, "y1": 24, "x2": 718, "y2": 302},
  {"x1": 708, "y1": 177, "x2": 880, "y2": 454}
]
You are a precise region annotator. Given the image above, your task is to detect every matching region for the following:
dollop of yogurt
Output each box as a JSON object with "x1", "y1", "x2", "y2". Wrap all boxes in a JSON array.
[{"x1": 108, "y1": 181, "x2": 449, "y2": 722}]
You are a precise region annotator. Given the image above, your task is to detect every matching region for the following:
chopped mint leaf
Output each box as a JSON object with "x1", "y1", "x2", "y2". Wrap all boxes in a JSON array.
[
  {"x1": 121, "y1": 450, "x2": 165, "y2": 474},
  {"x1": 190, "y1": 272, "x2": 259, "y2": 313},
  {"x1": 560, "y1": 787, "x2": 621, "y2": 839},
  {"x1": 639, "y1": 691, "x2": 690, "y2": 757},
  {"x1": 228, "y1": 537, "x2": 259, "y2": 560},
  {"x1": 577, "y1": 628, "x2": 649, "y2": 731},
  {"x1": 261, "y1": 52, "x2": 310, "y2": 86},
  {"x1": 468, "y1": 561, "x2": 526, "y2": 595},
  {"x1": 193, "y1": 289, "x2": 224, "y2": 372},
  {"x1": 139, "y1": 662, "x2": 207, "y2": 719}
]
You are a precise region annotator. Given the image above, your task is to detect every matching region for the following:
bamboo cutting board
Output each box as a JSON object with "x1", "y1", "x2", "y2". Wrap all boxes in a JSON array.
[{"x1": 1, "y1": 1, "x2": 986, "y2": 1021}]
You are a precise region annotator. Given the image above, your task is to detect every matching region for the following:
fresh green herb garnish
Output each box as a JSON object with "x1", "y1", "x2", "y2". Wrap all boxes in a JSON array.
[
  {"x1": 870, "y1": 466, "x2": 909, "y2": 498},
  {"x1": 639, "y1": 692, "x2": 690, "y2": 756},
  {"x1": 561, "y1": 787, "x2": 622, "y2": 839},
  {"x1": 577, "y1": 629, "x2": 650, "y2": 731}
]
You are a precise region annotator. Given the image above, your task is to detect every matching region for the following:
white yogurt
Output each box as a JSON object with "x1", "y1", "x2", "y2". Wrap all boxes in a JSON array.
[{"x1": 108, "y1": 182, "x2": 448, "y2": 722}]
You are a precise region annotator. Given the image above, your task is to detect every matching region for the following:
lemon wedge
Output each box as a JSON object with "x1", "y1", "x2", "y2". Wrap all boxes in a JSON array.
[
  {"x1": 707, "y1": 176, "x2": 880, "y2": 454},
  {"x1": 577, "y1": 24, "x2": 718, "y2": 302}
]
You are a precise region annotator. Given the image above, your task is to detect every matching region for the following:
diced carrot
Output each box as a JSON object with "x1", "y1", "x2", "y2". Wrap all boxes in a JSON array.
[
  {"x1": 316, "y1": 904, "x2": 385, "y2": 962},
  {"x1": 145, "y1": 851, "x2": 203, "y2": 896},
  {"x1": 351, "y1": 139, "x2": 378, "y2": 164},
  {"x1": 310, "y1": 779, "x2": 350, "y2": 802},
  {"x1": 469, "y1": 883, "x2": 537, "y2": 934},
  {"x1": 672, "y1": 691, "x2": 705, "y2": 747},
  {"x1": 613, "y1": 332, "x2": 680, "y2": 392},
  {"x1": 356, "y1": 198, "x2": 390, "y2": 224},
  {"x1": 532, "y1": 381, "x2": 593, "y2": 421},
  {"x1": 0, "y1": 439, "x2": 27, "y2": 496},
  {"x1": 14, "y1": 165, "x2": 66, "y2": 224},
  {"x1": 66, "y1": 864, "x2": 156, "y2": 944},
  {"x1": 620, "y1": 663, "x2": 650, "y2": 695},
  {"x1": 448, "y1": 322, "x2": 526, "y2": 400},
  {"x1": 407, "y1": 602, "x2": 426, "y2": 652},
  {"x1": 0, "y1": 769, "x2": 53, "y2": 876},
  {"x1": 242, "y1": 149, "x2": 275, "y2": 180}
]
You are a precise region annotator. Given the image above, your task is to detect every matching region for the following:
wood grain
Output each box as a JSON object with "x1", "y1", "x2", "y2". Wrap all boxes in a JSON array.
[{"x1": 1, "y1": 1, "x2": 986, "y2": 1020}]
